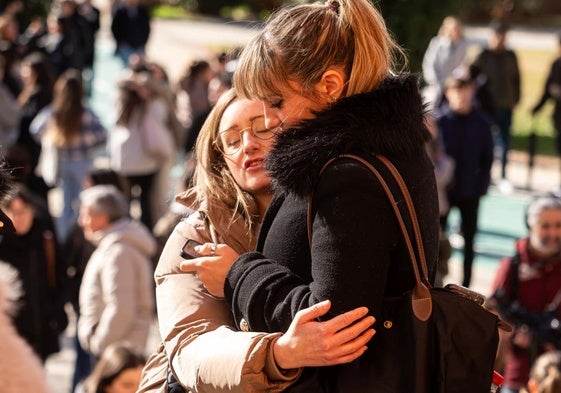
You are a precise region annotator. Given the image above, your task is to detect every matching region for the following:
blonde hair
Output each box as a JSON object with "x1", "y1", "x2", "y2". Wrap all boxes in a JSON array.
[
  {"x1": 192, "y1": 88, "x2": 260, "y2": 240},
  {"x1": 234, "y1": 0, "x2": 403, "y2": 101},
  {"x1": 529, "y1": 351, "x2": 561, "y2": 393}
]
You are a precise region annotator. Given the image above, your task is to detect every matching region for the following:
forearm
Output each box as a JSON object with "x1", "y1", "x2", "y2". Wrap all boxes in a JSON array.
[{"x1": 169, "y1": 327, "x2": 300, "y2": 393}]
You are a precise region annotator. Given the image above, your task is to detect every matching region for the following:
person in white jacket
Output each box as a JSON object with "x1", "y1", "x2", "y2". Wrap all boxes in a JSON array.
[{"x1": 77, "y1": 184, "x2": 156, "y2": 362}]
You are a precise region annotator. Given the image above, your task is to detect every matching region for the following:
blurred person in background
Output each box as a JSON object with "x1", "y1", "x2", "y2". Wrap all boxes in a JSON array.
[
  {"x1": 0, "y1": 165, "x2": 52, "y2": 393},
  {"x1": 110, "y1": 0, "x2": 151, "y2": 66},
  {"x1": 31, "y1": 68, "x2": 107, "y2": 242},
  {"x1": 33, "y1": 11, "x2": 82, "y2": 77},
  {"x1": 77, "y1": 185, "x2": 155, "y2": 366},
  {"x1": 0, "y1": 184, "x2": 68, "y2": 363},
  {"x1": 524, "y1": 350, "x2": 561, "y2": 393},
  {"x1": 436, "y1": 69, "x2": 494, "y2": 288},
  {"x1": 110, "y1": 71, "x2": 173, "y2": 230},
  {"x1": 16, "y1": 51, "x2": 54, "y2": 200},
  {"x1": 175, "y1": 59, "x2": 213, "y2": 154},
  {"x1": 76, "y1": 0, "x2": 100, "y2": 97},
  {"x1": 473, "y1": 20, "x2": 520, "y2": 184},
  {"x1": 64, "y1": 168, "x2": 129, "y2": 393},
  {"x1": 79, "y1": 342, "x2": 146, "y2": 393},
  {"x1": 491, "y1": 196, "x2": 561, "y2": 393},
  {"x1": 0, "y1": 13, "x2": 23, "y2": 96},
  {"x1": 532, "y1": 32, "x2": 561, "y2": 189},
  {"x1": 0, "y1": 53, "x2": 20, "y2": 153},
  {"x1": 422, "y1": 16, "x2": 469, "y2": 110}
]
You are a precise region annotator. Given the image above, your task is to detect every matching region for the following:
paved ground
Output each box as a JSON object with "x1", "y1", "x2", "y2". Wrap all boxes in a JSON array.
[{"x1": 43, "y1": 12, "x2": 561, "y2": 393}]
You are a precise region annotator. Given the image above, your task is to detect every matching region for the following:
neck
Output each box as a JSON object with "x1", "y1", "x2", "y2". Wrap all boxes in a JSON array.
[{"x1": 255, "y1": 193, "x2": 273, "y2": 221}]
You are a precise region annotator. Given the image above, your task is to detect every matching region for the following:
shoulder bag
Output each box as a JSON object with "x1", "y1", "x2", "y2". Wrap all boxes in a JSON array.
[{"x1": 307, "y1": 153, "x2": 510, "y2": 393}]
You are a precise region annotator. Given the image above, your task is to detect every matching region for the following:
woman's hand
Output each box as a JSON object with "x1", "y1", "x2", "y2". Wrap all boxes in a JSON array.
[
  {"x1": 179, "y1": 243, "x2": 239, "y2": 298},
  {"x1": 273, "y1": 300, "x2": 376, "y2": 369}
]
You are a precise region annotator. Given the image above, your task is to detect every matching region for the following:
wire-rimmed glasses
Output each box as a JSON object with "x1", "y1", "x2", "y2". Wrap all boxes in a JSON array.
[{"x1": 214, "y1": 117, "x2": 282, "y2": 156}]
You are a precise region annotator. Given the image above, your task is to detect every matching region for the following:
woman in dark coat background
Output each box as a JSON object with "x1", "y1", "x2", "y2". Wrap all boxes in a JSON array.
[
  {"x1": 0, "y1": 184, "x2": 67, "y2": 362},
  {"x1": 182, "y1": 0, "x2": 440, "y2": 391}
]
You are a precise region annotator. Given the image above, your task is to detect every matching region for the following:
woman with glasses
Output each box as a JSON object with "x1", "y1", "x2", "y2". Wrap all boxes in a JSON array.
[{"x1": 138, "y1": 89, "x2": 374, "y2": 392}]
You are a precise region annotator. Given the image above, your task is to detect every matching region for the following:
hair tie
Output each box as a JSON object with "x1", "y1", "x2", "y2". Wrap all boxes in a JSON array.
[{"x1": 325, "y1": 0, "x2": 340, "y2": 13}]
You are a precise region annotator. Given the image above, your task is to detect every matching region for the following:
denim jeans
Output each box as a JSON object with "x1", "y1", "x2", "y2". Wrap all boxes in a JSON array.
[
  {"x1": 57, "y1": 158, "x2": 93, "y2": 241},
  {"x1": 116, "y1": 44, "x2": 145, "y2": 66},
  {"x1": 496, "y1": 107, "x2": 513, "y2": 179}
]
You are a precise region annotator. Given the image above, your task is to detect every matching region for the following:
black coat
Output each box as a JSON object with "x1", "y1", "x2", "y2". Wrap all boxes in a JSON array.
[
  {"x1": 0, "y1": 218, "x2": 68, "y2": 361},
  {"x1": 225, "y1": 75, "x2": 440, "y2": 392},
  {"x1": 110, "y1": 5, "x2": 151, "y2": 50}
]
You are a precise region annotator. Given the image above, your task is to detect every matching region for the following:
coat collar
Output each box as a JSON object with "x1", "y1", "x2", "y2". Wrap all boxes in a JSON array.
[{"x1": 266, "y1": 74, "x2": 430, "y2": 198}]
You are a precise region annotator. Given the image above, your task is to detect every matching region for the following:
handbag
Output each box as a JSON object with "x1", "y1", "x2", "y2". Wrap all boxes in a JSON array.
[{"x1": 307, "y1": 153, "x2": 510, "y2": 393}]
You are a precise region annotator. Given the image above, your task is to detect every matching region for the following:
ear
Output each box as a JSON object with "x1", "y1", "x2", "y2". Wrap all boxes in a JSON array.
[{"x1": 317, "y1": 67, "x2": 346, "y2": 101}]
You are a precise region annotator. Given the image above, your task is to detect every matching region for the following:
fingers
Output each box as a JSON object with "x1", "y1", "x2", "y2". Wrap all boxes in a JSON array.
[
  {"x1": 179, "y1": 259, "x2": 199, "y2": 272},
  {"x1": 322, "y1": 328, "x2": 375, "y2": 366},
  {"x1": 179, "y1": 242, "x2": 221, "y2": 272},
  {"x1": 332, "y1": 314, "x2": 375, "y2": 347},
  {"x1": 293, "y1": 300, "x2": 332, "y2": 324},
  {"x1": 326, "y1": 306, "x2": 371, "y2": 333},
  {"x1": 194, "y1": 242, "x2": 221, "y2": 257}
]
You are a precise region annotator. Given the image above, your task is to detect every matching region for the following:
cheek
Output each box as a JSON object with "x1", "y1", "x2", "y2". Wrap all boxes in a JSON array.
[
  {"x1": 262, "y1": 137, "x2": 275, "y2": 155},
  {"x1": 223, "y1": 156, "x2": 244, "y2": 183},
  {"x1": 13, "y1": 216, "x2": 33, "y2": 234}
]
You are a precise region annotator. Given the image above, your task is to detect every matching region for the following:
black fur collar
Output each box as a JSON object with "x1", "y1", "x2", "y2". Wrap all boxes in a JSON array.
[{"x1": 266, "y1": 74, "x2": 430, "y2": 198}]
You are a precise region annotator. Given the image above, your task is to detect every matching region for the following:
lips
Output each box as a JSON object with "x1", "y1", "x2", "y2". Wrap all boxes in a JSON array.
[{"x1": 244, "y1": 158, "x2": 265, "y2": 169}]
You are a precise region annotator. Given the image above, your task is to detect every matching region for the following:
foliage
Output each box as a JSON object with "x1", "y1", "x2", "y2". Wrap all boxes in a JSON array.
[{"x1": 152, "y1": 4, "x2": 189, "y2": 19}]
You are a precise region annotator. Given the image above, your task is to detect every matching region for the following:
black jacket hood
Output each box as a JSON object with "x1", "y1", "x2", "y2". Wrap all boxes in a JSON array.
[{"x1": 266, "y1": 74, "x2": 430, "y2": 198}]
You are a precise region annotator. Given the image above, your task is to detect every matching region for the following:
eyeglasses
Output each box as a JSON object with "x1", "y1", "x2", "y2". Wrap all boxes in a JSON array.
[{"x1": 214, "y1": 116, "x2": 281, "y2": 156}]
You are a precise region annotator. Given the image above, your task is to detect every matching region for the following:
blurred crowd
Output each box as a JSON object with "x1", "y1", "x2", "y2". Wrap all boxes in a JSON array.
[
  {"x1": 423, "y1": 16, "x2": 561, "y2": 393},
  {"x1": 0, "y1": 0, "x2": 240, "y2": 392}
]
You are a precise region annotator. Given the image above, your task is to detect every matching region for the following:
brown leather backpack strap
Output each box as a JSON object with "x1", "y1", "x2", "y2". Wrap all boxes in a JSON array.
[
  {"x1": 307, "y1": 154, "x2": 432, "y2": 321},
  {"x1": 376, "y1": 155, "x2": 430, "y2": 285},
  {"x1": 43, "y1": 230, "x2": 57, "y2": 289}
]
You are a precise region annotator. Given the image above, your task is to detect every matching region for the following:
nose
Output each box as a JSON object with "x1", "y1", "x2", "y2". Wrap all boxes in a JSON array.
[
  {"x1": 241, "y1": 130, "x2": 261, "y2": 154},
  {"x1": 262, "y1": 103, "x2": 282, "y2": 129}
]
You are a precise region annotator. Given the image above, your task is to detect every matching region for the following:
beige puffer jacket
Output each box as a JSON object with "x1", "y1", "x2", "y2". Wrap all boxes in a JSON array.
[{"x1": 138, "y1": 190, "x2": 301, "y2": 393}]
